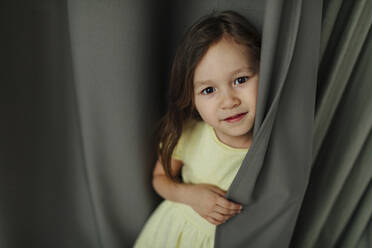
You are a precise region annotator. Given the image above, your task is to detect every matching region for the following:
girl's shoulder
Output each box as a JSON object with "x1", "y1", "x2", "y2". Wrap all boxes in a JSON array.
[
  {"x1": 172, "y1": 119, "x2": 204, "y2": 160},
  {"x1": 176, "y1": 119, "x2": 205, "y2": 147},
  {"x1": 182, "y1": 118, "x2": 204, "y2": 137},
  {"x1": 178, "y1": 119, "x2": 207, "y2": 147}
]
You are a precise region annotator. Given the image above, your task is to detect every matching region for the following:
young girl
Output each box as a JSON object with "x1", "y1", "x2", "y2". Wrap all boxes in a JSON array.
[{"x1": 134, "y1": 10, "x2": 261, "y2": 248}]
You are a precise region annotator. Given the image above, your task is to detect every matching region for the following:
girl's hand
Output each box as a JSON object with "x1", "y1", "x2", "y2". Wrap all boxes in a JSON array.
[{"x1": 187, "y1": 183, "x2": 243, "y2": 226}]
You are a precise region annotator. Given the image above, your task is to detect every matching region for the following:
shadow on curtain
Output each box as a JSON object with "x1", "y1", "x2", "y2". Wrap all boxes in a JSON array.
[{"x1": 0, "y1": 0, "x2": 371, "y2": 247}]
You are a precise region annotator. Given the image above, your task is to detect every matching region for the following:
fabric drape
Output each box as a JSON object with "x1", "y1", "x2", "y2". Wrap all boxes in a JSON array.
[{"x1": 291, "y1": 0, "x2": 372, "y2": 247}]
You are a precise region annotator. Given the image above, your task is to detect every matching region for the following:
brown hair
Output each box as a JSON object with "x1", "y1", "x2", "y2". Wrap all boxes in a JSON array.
[{"x1": 155, "y1": 10, "x2": 261, "y2": 182}]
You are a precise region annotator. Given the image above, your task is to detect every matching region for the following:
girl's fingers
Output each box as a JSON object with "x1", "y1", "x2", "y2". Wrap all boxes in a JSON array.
[
  {"x1": 206, "y1": 215, "x2": 222, "y2": 225},
  {"x1": 206, "y1": 210, "x2": 239, "y2": 226},
  {"x1": 210, "y1": 187, "x2": 227, "y2": 197},
  {"x1": 209, "y1": 211, "x2": 228, "y2": 222},
  {"x1": 214, "y1": 205, "x2": 239, "y2": 215},
  {"x1": 216, "y1": 196, "x2": 243, "y2": 211}
]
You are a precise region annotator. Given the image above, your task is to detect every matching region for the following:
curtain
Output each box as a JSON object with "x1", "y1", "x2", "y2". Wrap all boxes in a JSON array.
[{"x1": 1, "y1": 0, "x2": 370, "y2": 248}]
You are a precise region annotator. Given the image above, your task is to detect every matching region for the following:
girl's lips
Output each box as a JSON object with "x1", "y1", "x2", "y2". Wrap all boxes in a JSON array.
[{"x1": 224, "y1": 112, "x2": 247, "y2": 123}]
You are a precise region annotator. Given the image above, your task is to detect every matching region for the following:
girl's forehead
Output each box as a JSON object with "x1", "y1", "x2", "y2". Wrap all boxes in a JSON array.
[
  {"x1": 205, "y1": 39, "x2": 254, "y2": 64},
  {"x1": 194, "y1": 39, "x2": 255, "y2": 81}
]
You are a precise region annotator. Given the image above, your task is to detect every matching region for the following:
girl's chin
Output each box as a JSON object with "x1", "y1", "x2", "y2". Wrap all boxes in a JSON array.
[{"x1": 217, "y1": 127, "x2": 252, "y2": 138}]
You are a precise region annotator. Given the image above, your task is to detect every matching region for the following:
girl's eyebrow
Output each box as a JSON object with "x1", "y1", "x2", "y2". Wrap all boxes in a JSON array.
[
  {"x1": 231, "y1": 66, "x2": 255, "y2": 75},
  {"x1": 194, "y1": 79, "x2": 213, "y2": 88},
  {"x1": 194, "y1": 66, "x2": 254, "y2": 88}
]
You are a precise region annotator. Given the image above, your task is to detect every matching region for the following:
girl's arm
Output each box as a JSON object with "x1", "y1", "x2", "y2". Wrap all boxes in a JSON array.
[{"x1": 152, "y1": 157, "x2": 193, "y2": 205}]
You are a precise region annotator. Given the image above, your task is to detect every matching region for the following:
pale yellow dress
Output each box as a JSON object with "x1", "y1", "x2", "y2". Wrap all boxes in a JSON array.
[{"x1": 133, "y1": 120, "x2": 249, "y2": 248}]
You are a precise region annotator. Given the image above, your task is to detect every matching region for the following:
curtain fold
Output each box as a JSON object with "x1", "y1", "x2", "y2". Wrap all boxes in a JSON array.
[
  {"x1": 66, "y1": 1, "x2": 166, "y2": 246},
  {"x1": 313, "y1": 0, "x2": 372, "y2": 157},
  {"x1": 1, "y1": 1, "x2": 101, "y2": 247}
]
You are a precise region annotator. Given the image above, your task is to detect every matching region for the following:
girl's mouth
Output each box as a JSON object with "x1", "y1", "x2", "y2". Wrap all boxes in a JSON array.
[{"x1": 224, "y1": 112, "x2": 247, "y2": 123}]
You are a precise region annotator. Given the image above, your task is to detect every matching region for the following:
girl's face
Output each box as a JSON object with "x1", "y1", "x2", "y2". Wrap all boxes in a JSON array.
[{"x1": 193, "y1": 37, "x2": 259, "y2": 148}]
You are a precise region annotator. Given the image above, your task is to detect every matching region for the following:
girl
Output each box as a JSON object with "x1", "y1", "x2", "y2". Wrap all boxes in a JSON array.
[{"x1": 134, "y1": 10, "x2": 261, "y2": 248}]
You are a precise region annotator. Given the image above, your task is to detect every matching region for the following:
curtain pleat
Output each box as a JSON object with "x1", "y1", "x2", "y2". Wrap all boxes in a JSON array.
[
  {"x1": 319, "y1": 0, "x2": 343, "y2": 59},
  {"x1": 340, "y1": 179, "x2": 372, "y2": 248},
  {"x1": 339, "y1": 153, "x2": 372, "y2": 248}
]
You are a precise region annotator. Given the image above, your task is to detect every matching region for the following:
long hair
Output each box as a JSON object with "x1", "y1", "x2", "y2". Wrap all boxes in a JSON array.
[{"x1": 155, "y1": 10, "x2": 261, "y2": 182}]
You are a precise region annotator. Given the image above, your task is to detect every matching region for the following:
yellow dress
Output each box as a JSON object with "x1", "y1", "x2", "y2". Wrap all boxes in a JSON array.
[{"x1": 133, "y1": 120, "x2": 249, "y2": 248}]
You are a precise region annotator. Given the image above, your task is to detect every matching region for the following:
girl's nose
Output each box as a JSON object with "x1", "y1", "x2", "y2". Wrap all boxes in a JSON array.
[{"x1": 220, "y1": 90, "x2": 240, "y2": 110}]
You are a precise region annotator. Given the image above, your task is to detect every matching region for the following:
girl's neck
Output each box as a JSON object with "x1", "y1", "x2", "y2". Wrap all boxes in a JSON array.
[{"x1": 214, "y1": 128, "x2": 253, "y2": 149}]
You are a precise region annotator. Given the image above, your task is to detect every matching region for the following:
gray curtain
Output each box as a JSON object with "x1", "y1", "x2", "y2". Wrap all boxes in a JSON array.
[{"x1": 1, "y1": 0, "x2": 370, "y2": 248}]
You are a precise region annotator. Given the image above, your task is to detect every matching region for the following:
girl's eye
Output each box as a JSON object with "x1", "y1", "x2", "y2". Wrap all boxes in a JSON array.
[
  {"x1": 201, "y1": 87, "x2": 215, "y2": 95},
  {"x1": 233, "y1": 76, "x2": 250, "y2": 85}
]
